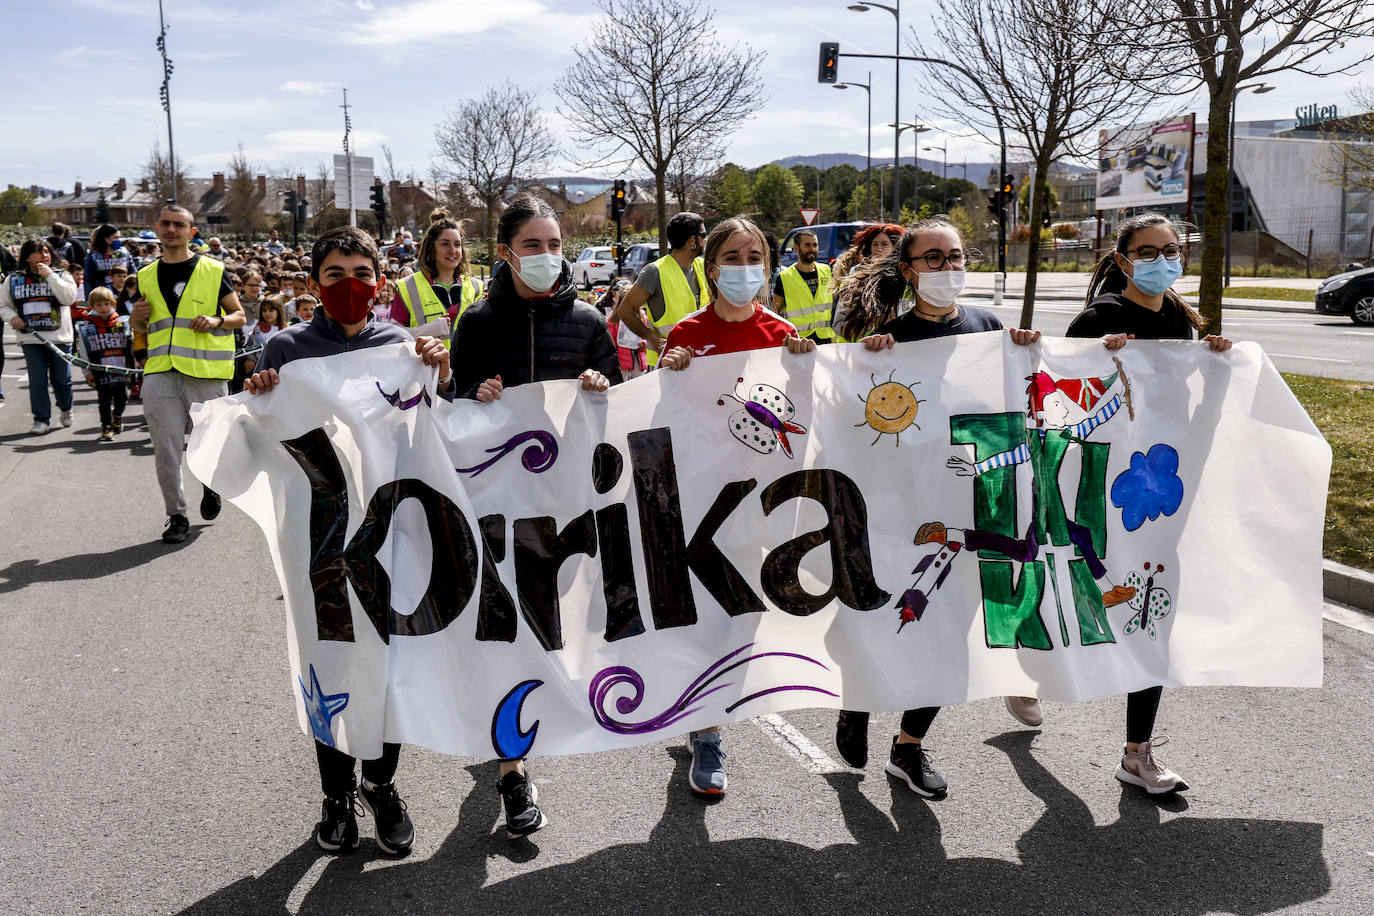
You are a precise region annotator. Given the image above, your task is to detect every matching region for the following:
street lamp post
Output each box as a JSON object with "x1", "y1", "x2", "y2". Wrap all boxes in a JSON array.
[
  {"x1": 1226, "y1": 82, "x2": 1275, "y2": 287},
  {"x1": 833, "y1": 73, "x2": 874, "y2": 221},
  {"x1": 848, "y1": 2, "x2": 900, "y2": 221},
  {"x1": 923, "y1": 142, "x2": 948, "y2": 212},
  {"x1": 888, "y1": 117, "x2": 930, "y2": 219},
  {"x1": 156, "y1": 0, "x2": 177, "y2": 203}
]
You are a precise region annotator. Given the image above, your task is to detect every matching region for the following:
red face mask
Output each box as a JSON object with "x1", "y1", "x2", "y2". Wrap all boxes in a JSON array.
[{"x1": 318, "y1": 276, "x2": 381, "y2": 325}]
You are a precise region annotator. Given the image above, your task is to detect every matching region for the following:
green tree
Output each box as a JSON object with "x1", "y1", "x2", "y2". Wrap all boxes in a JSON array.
[
  {"x1": 0, "y1": 186, "x2": 45, "y2": 225},
  {"x1": 824, "y1": 164, "x2": 861, "y2": 219},
  {"x1": 1017, "y1": 177, "x2": 1059, "y2": 224},
  {"x1": 847, "y1": 183, "x2": 880, "y2": 221},
  {"x1": 752, "y1": 164, "x2": 803, "y2": 234},
  {"x1": 707, "y1": 163, "x2": 755, "y2": 217},
  {"x1": 947, "y1": 204, "x2": 978, "y2": 246},
  {"x1": 790, "y1": 164, "x2": 822, "y2": 207},
  {"x1": 94, "y1": 191, "x2": 110, "y2": 224}
]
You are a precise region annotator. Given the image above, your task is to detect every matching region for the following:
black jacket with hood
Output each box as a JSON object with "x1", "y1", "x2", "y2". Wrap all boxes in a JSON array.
[{"x1": 450, "y1": 260, "x2": 623, "y2": 399}]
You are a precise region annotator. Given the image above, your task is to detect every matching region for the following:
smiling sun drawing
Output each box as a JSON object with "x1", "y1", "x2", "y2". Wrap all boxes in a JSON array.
[{"x1": 856, "y1": 372, "x2": 925, "y2": 445}]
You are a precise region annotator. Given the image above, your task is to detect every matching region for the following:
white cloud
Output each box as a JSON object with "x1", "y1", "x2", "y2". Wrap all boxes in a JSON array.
[
  {"x1": 276, "y1": 80, "x2": 340, "y2": 95},
  {"x1": 0, "y1": 163, "x2": 33, "y2": 169},
  {"x1": 334, "y1": 0, "x2": 582, "y2": 47},
  {"x1": 355, "y1": 0, "x2": 375, "y2": 8},
  {"x1": 55, "y1": 45, "x2": 132, "y2": 65}
]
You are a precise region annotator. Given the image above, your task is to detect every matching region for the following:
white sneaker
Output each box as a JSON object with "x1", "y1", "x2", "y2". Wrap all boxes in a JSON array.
[
  {"x1": 1116, "y1": 737, "x2": 1189, "y2": 794},
  {"x1": 1005, "y1": 696, "x2": 1044, "y2": 727},
  {"x1": 29, "y1": 421, "x2": 50, "y2": 435},
  {"x1": 59, "y1": 409, "x2": 73, "y2": 427}
]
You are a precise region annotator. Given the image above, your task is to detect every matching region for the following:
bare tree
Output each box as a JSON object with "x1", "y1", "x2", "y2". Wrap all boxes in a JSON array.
[
  {"x1": 141, "y1": 140, "x2": 190, "y2": 211},
  {"x1": 1092, "y1": 0, "x2": 1374, "y2": 330},
  {"x1": 223, "y1": 145, "x2": 264, "y2": 242},
  {"x1": 913, "y1": 0, "x2": 1173, "y2": 327},
  {"x1": 1313, "y1": 86, "x2": 1374, "y2": 195},
  {"x1": 433, "y1": 81, "x2": 559, "y2": 254},
  {"x1": 553, "y1": 0, "x2": 766, "y2": 251},
  {"x1": 309, "y1": 158, "x2": 335, "y2": 232},
  {"x1": 666, "y1": 134, "x2": 725, "y2": 212}
]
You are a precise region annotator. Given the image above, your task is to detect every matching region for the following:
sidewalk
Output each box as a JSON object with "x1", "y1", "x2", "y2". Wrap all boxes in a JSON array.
[{"x1": 1325, "y1": 560, "x2": 1374, "y2": 616}]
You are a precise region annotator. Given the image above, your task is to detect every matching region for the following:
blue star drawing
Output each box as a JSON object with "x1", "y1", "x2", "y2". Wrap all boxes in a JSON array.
[{"x1": 298, "y1": 664, "x2": 349, "y2": 748}]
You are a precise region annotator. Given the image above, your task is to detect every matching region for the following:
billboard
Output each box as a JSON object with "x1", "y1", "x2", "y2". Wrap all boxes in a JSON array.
[
  {"x1": 333, "y1": 154, "x2": 374, "y2": 211},
  {"x1": 1096, "y1": 114, "x2": 1195, "y2": 210}
]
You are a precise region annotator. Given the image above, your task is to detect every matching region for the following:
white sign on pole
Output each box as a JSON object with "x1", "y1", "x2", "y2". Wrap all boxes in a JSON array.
[
  {"x1": 333, "y1": 154, "x2": 375, "y2": 209},
  {"x1": 799, "y1": 208, "x2": 821, "y2": 226},
  {"x1": 1095, "y1": 115, "x2": 1195, "y2": 211}
]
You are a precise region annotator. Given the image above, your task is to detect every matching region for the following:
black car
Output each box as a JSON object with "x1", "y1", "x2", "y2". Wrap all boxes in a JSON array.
[
  {"x1": 1315, "y1": 266, "x2": 1374, "y2": 326},
  {"x1": 615, "y1": 243, "x2": 660, "y2": 279}
]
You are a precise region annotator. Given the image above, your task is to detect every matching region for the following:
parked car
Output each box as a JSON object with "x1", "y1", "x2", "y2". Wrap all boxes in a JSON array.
[
  {"x1": 616, "y1": 243, "x2": 660, "y2": 279},
  {"x1": 572, "y1": 246, "x2": 617, "y2": 289},
  {"x1": 779, "y1": 222, "x2": 869, "y2": 268},
  {"x1": 1316, "y1": 265, "x2": 1374, "y2": 325}
]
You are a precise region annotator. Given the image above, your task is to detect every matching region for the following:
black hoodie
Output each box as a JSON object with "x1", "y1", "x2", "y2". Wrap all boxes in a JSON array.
[{"x1": 450, "y1": 260, "x2": 623, "y2": 399}]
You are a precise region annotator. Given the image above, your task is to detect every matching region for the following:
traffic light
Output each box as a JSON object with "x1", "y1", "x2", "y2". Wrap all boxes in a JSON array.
[
  {"x1": 283, "y1": 189, "x2": 298, "y2": 215},
  {"x1": 818, "y1": 42, "x2": 839, "y2": 84},
  {"x1": 611, "y1": 179, "x2": 627, "y2": 219},
  {"x1": 985, "y1": 189, "x2": 1002, "y2": 219},
  {"x1": 369, "y1": 182, "x2": 387, "y2": 232},
  {"x1": 1001, "y1": 173, "x2": 1015, "y2": 196}
]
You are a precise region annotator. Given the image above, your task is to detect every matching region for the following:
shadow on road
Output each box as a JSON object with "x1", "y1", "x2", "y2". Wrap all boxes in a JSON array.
[
  {"x1": 0, "y1": 528, "x2": 204, "y2": 593},
  {"x1": 176, "y1": 733, "x2": 1329, "y2": 915}
]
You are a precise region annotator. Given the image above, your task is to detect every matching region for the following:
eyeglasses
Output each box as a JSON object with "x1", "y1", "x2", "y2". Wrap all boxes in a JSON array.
[
  {"x1": 1127, "y1": 244, "x2": 1184, "y2": 262},
  {"x1": 907, "y1": 251, "x2": 966, "y2": 270}
]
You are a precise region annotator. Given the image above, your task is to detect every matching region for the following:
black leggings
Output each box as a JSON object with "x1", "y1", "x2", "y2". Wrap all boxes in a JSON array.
[
  {"x1": 314, "y1": 739, "x2": 401, "y2": 797},
  {"x1": 1125, "y1": 686, "x2": 1163, "y2": 745},
  {"x1": 96, "y1": 385, "x2": 127, "y2": 427}
]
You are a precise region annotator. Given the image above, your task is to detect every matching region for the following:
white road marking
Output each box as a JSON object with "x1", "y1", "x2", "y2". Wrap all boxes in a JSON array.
[
  {"x1": 1325, "y1": 602, "x2": 1374, "y2": 637},
  {"x1": 754, "y1": 712, "x2": 846, "y2": 774},
  {"x1": 1269, "y1": 354, "x2": 1351, "y2": 363},
  {"x1": 1343, "y1": 330, "x2": 1374, "y2": 337},
  {"x1": 285, "y1": 854, "x2": 331, "y2": 914}
]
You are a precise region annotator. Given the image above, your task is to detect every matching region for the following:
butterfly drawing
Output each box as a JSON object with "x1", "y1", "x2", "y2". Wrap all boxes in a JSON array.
[
  {"x1": 1121, "y1": 562, "x2": 1172, "y2": 640},
  {"x1": 717, "y1": 377, "x2": 807, "y2": 458}
]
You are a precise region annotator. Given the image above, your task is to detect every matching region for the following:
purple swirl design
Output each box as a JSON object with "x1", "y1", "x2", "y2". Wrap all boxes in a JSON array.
[
  {"x1": 376, "y1": 381, "x2": 432, "y2": 411},
  {"x1": 457, "y1": 430, "x2": 558, "y2": 477},
  {"x1": 589, "y1": 643, "x2": 836, "y2": 735}
]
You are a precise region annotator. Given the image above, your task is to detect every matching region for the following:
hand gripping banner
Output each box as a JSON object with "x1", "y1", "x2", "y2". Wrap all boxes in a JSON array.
[{"x1": 186, "y1": 333, "x2": 1330, "y2": 760}]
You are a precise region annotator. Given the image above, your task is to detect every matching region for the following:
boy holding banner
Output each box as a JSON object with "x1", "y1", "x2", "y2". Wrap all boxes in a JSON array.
[{"x1": 244, "y1": 225, "x2": 454, "y2": 856}]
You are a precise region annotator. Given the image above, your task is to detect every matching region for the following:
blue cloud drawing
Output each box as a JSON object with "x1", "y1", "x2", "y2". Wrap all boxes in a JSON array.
[{"x1": 1111, "y1": 444, "x2": 1184, "y2": 532}]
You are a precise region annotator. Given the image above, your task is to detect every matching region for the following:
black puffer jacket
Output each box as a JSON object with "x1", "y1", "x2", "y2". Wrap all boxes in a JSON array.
[{"x1": 450, "y1": 260, "x2": 623, "y2": 399}]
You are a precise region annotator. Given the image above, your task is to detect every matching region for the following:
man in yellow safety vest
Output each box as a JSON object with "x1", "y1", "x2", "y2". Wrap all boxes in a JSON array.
[
  {"x1": 773, "y1": 229, "x2": 836, "y2": 344},
  {"x1": 615, "y1": 212, "x2": 708, "y2": 366},
  {"x1": 130, "y1": 203, "x2": 245, "y2": 544}
]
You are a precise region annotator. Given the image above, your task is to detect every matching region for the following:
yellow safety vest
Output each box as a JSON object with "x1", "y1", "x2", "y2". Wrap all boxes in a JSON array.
[
  {"x1": 646, "y1": 254, "x2": 709, "y2": 366},
  {"x1": 398, "y1": 273, "x2": 484, "y2": 350},
  {"x1": 778, "y1": 262, "x2": 836, "y2": 341},
  {"x1": 139, "y1": 256, "x2": 235, "y2": 379}
]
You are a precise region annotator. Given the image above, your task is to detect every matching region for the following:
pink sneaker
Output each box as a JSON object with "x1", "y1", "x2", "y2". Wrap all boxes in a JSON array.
[{"x1": 1116, "y1": 737, "x2": 1189, "y2": 794}]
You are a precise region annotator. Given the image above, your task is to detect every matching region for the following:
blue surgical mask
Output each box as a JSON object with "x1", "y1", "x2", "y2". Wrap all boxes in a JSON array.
[
  {"x1": 1129, "y1": 255, "x2": 1182, "y2": 295},
  {"x1": 110, "y1": 238, "x2": 123, "y2": 250},
  {"x1": 715, "y1": 264, "x2": 767, "y2": 307}
]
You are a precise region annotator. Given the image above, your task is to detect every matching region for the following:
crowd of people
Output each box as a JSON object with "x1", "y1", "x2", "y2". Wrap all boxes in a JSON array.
[{"x1": 1, "y1": 197, "x2": 1230, "y2": 857}]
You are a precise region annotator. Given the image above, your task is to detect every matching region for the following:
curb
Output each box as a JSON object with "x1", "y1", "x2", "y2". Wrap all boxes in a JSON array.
[{"x1": 1324, "y1": 560, "x2": 1374, "y2": 617}]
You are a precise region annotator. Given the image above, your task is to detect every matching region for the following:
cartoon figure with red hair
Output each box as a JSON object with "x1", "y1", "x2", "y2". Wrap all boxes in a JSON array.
[{"x1": 895, "y1": 357, "x2": 1137, "y2": 632}]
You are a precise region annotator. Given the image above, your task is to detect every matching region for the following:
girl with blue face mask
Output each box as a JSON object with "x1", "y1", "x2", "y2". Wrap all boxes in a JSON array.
[{"x1": 1041, "y1": 213, "x2": 1230, "y2": 797}]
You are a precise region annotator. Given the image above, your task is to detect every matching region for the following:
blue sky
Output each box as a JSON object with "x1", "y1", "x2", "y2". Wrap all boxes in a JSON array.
[{"x1": 5, "y1": 0, "x2": 1371, "y2": 193}]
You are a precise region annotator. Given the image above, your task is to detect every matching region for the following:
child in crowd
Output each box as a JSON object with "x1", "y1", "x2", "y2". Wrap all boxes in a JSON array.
[
  {"x1": 77, "y1": 287, "x2": 133, "y2": 442},
  {"x1": 243, "y1": 296, "x2": 286, "y2": 375},
  {"x1": 68, "y1": 263, "x2": 87, "y2": 322},
  {"x1": 601, "y1": 280, "x2": 647, "y2": 379},
  {"x1": 292, "y1": 295, "x2": 317, "y2": 324}
]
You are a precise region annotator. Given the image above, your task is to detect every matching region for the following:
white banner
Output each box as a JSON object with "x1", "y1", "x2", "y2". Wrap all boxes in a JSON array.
[{"x1": 187, "y1": 334, "x2": 1330, "y2": 761}]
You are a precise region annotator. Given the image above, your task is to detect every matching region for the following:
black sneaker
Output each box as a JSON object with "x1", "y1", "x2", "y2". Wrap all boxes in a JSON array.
[
  {"x1": 885, "y1": 736, "x2": 948, "y2": 798},
  {"x1": 359, "y1": 781, "x2": 415, "y2": 856},
  {"x1": 161, "y1": 514, "x2": 190, "y2": 544},
  {"x1": 200, "y1": 488, "x2": 222, "y2": 521},
  {"x1": 314, "y1": 792, "x2": 361, "y2": 852},
  {"x1": 112, "y1": 416, "x2": 123, "y2": 435},
  {"x1": 497, "y1": 770, "x2": 547, "y2": 839},
  {"x1": 835, "y1": 710, "x2": 870, "y2": 769},
  {"x1": 99, "y1": 427, "x2": 114, "y2": 443}
]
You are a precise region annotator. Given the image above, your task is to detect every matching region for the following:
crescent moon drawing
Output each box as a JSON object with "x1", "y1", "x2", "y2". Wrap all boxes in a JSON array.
[{"x1": 490, "y1": 679, "x2": 544, "y2": 760}]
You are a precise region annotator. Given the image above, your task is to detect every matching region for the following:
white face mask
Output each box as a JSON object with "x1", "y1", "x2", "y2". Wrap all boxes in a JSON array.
[
  {"x1": 513, "y1": 252, "x2": 562, "y2": 294},
  {"x1": 714, "y1": 264, "x2": 767, "y2": 307},
  {"x1": 914, "y1": 269, "x2": 965, "y2": 309}
]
